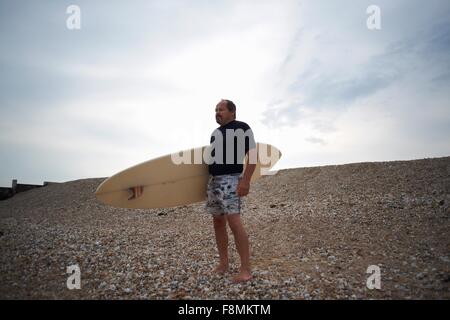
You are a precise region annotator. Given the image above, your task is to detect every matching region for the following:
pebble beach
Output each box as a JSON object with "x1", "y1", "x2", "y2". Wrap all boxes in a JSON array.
[{"x1": 1, "y1": 156, "x2": 449, "y2": 299}]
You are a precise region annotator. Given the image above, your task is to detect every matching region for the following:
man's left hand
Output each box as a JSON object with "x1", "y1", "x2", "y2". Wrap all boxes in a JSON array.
[{"x1": 237, "y1": 179, "x2": 250, "y2": 197}]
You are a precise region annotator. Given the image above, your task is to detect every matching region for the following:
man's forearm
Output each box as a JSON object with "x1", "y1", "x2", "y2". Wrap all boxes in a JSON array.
[{"x1": 242, "y1": 163, "x2": 256, "y2": 182}]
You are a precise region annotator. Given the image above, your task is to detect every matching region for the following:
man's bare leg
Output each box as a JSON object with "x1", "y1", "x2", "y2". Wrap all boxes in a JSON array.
[
  {"x1": 213, "y1": 215, "x2": 229, "y2": 274},
  {"x1": 226, "y1": 214, "x2": 252, "y2": 282}
]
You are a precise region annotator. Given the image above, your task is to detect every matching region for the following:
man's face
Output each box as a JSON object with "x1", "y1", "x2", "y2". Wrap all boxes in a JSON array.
[{"x1": 215, "y1": 100, "x2": 234, "y2": 126}]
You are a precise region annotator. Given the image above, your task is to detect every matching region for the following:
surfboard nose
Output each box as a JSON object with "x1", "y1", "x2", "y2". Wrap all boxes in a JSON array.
[{"x1": 94, "y1": 177, "x2": 109, "y2": 196}]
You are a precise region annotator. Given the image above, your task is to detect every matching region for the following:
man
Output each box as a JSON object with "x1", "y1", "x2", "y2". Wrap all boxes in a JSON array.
[
  {"x1": 207, "y1": 99, "x2": 256, "y2": 283},
  {"x1": 129, "y1": 99, "x2": 257, "y2": 283}
]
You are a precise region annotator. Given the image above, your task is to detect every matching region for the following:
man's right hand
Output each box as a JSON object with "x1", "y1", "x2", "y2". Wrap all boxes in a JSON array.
[{"x1": 128, "y1": 186, "x2": 144, "y2": 200}]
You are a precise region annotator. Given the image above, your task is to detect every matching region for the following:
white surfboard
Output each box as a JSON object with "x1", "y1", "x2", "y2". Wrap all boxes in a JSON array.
[{"x1": 95, "y1": 142, "x2": 281, "y2": 209}]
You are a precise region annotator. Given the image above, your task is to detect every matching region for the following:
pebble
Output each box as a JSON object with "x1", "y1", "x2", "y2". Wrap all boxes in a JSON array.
[{"x1": 0, "y1": 158, "x2": 449, "y2": 299}]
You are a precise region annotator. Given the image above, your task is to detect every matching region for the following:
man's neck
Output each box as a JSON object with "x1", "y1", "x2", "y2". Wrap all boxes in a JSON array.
[{"x1": 220, "y1": 119, "x2": 235, "y2": 127}]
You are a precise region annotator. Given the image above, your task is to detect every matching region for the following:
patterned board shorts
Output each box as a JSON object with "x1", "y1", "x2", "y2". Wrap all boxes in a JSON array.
[{"x1": 206, "y1": 173, "x2": 242, "y2": 216}]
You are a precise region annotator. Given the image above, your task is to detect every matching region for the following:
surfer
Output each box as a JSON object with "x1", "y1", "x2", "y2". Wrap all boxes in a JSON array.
[
  {"x1": 207, "y1": 99, "x2": 257, "y2": 283},
  {"x1": 127, "y1": 99, "x2": 257, "y2": 283}
]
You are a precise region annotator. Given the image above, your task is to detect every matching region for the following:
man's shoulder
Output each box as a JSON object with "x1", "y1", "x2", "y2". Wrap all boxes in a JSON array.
[{"x1": 232, "y1": 120, "x2": 251, "y2": 130}]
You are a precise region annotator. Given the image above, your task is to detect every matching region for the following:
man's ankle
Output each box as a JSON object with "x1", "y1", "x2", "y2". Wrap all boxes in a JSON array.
[{"x1": 240, "y1": 266, "x2": 251, "y2": 273}]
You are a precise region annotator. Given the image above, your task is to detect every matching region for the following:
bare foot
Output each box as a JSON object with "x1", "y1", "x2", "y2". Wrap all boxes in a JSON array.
[
  {"x1": 213, "y1": 264, "x2": 229, "y2": 275},
  {"x1": 232, "y1": 270, "x2": 252, "y2": 283}
]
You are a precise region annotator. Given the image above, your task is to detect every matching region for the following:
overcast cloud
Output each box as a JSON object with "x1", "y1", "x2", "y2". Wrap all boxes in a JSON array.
[{"x1": 1, "y1": 0, "x2": 449, "y2": 186}]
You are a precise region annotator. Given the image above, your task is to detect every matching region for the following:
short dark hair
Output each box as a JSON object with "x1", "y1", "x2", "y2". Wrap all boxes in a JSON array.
[{"x1": 224, "y1": 99, "x2": 236, "y2": 119}]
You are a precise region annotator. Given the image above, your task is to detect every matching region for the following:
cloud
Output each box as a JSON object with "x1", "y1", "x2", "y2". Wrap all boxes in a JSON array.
[
  {"x1": 1, "y1": 0, "x2": 449, "y2": 185},
  {"x1": 0, "y1": 1, "x2": 303, "y2": 184},
  {"x1": 305, "y1": 136, "x2": 326, "y2": 145},
  {"x1": 262, "y1": 0, "x2": 450, "y2": 133}
]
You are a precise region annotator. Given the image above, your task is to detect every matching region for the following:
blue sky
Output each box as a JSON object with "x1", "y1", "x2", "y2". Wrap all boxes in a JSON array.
[{"x1": 1, "y1": 0, "x2": 449, "y2": 186}]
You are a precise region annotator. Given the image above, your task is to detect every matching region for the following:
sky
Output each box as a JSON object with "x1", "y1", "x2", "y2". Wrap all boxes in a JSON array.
[{"x1": 0, "y1": 0, "x2": 449, "y2": 186}]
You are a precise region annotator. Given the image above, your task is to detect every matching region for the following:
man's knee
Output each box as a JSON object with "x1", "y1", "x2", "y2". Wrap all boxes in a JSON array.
[
  {"x1": 226, "y1": 214, "x2": 243, "y2": 232},
  {"x1": 213, "y1": 215, "x2": 227, "y2": 229}
]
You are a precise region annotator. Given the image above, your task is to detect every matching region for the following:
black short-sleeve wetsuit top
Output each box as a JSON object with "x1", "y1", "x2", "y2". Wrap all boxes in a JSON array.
[{"x1": 208, "y1": 120, "x2": 257, "y2": 176}]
